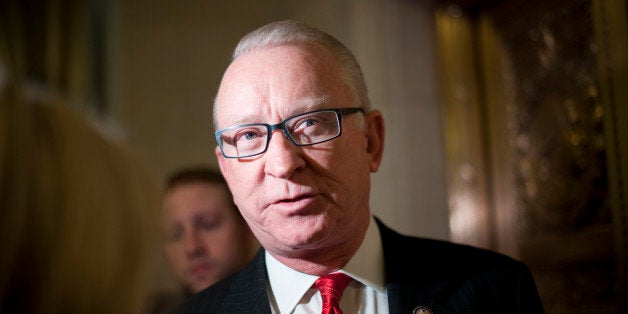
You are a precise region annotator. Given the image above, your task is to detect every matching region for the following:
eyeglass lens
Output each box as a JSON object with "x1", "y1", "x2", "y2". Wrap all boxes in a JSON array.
[{"x1": 218, "y1": 110, "x2": 341, "y2": 158}]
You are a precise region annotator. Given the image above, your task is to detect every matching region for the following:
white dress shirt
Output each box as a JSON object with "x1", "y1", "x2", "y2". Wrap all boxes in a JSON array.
[{"x1": 266, "y1": 216, "x2": 389, "y2": 313}]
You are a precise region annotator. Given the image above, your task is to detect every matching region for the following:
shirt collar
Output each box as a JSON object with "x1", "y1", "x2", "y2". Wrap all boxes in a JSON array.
[
  {"x1": 342, "y1": 215, "x2": 386, "y2": 292},
  {"x1": 266, "y1": 215, "x2": 385, "y2": 313}
]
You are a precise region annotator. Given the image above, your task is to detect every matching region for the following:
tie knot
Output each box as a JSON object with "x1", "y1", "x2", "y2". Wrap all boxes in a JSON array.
[{"x1": 314, "y1": 273, "x2": 352, "y2": 314}]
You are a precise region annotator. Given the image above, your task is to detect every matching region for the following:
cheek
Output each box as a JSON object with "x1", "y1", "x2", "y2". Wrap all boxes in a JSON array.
[
  {"x1": 211, "y1": 222, "x2": 244, "y2": 245},
  {"x1": 213, "y1": 228, "x2": 238, "y2": 246},
  {"x1": 329, "y1": 137, "x2": 372, "y2": 197},
  {"x1": 329, "y1": 135, "x2": 370, "y2": 175},
  {"x1": 163, "y1": 245, "x2": 185, "y2": 270},
  {"x1": 223, "y1": 163, "x2": 263, "y2": 205},
  {"x1": 211, "y1": 231, "x2": 245, "y2": 261},
  {"x1": 163, "y1": 244, "x2": 179, "y2": 259}
]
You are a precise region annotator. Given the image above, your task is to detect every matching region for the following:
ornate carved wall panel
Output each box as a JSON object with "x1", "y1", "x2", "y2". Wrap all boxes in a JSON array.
[{"x1": 437, "y1": 0, "x2": 627, "y2": 312}]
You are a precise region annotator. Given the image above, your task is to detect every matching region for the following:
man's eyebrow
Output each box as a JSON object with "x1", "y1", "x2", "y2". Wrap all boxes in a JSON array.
[
  {"x1": 287, "y1": 95, "x2": 331, "y2": 115},
  {"x1": 222, "y1": 110, "x2": 259, "y2": 127}
]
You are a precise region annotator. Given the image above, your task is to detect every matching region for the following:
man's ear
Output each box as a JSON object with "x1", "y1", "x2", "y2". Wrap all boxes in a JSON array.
[
  {"x1": 364, "y1": 109, "x2": 385, "y2": 172},
  {"x1": 215, "y1": 145, "x2": 228, "y2": 177}
]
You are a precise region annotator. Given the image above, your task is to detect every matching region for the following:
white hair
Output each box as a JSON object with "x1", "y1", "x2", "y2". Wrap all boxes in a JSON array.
[{"x1": 213, "y1": 20, "x2": 371, "y2": 129}]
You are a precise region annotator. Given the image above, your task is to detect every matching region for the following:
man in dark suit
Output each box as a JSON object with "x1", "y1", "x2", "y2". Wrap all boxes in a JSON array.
[{"x1": 176, "y1": 20, "x2": 544, "y2": 313}]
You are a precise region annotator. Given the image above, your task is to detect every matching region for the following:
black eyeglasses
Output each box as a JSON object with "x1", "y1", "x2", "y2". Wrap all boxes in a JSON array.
[{"x1": 215, "y1": 107, "x2": 364, "y2": 158}]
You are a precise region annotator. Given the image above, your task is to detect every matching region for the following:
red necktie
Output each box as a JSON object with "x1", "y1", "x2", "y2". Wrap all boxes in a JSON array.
[{"x1": 314, "y1": 272, "x2": 352, "y2": 314}]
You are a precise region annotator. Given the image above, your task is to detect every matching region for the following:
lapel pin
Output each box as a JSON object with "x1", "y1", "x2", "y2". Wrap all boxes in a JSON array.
[{"x1": 413, "y1": 306, "x2": 433, "y2": 314}]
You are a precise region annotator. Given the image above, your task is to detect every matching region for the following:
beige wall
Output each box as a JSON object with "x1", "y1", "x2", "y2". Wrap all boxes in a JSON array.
[{"x1": 108, "y1": 0, "x2": 449, "y2": 293}]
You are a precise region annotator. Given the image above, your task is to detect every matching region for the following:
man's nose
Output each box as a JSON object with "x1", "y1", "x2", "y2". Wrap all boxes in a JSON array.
[
  {"x1": 263, "y1": 129, "x2": 305, "y2": 178},
  {"x1": 184, "y1": 230, "x2": 205, "y2": 257}
]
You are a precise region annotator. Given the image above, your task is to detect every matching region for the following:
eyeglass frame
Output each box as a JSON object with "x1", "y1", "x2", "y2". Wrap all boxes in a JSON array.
[{"x1": 214, "y1": 107, "x2": 365, "y2": 159}]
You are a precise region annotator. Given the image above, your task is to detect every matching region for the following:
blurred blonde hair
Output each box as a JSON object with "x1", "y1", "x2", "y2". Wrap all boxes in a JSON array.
[{"x1": 0, "y1": 85, "x2": 159, "y2": 314}]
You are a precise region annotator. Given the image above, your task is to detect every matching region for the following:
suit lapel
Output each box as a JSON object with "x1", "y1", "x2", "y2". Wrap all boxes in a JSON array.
[
  {"x1": 387, "y1": 282, "x2": 458, "y2": 314},
  {"x1": 375, "y1": 217, "x2": 458, "y2": 314},
  {"x1": 221, "y1": 249, "x2": 272, "y2": 314}
]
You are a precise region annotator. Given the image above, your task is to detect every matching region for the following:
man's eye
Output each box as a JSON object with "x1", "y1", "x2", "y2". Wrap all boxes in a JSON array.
[
  {"x1": 294, "y1": 117, "x2": 321, "y2": 130},
  {"x1": 303, "y1": 118, "x2": 318, "y2": 127},
  {"x1": 200, "y1": 220, "x2": 220, "y2": 230},
  {"x1": 242, "y1": 132, "x2": 259, "y2": 140},
  {"x1": 164, "y1": 228, "x2": 183, "y2": 242},
  {"x1": 233, "y1": 129, "x2": 263, "y2": 143}
]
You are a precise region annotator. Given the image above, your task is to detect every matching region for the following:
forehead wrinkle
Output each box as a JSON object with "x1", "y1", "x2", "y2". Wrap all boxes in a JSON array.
[
  {"x1": 218, "y1": 86, "x2": 268, "y2": 127},
  {"x1": 282, "y1": 95, "x2": 331, "y2": 116},
  {"x1": 215, "y1": 61, "x2": 271, "y2": 128},
  {"x1": 224, "y1": 95, "x2": 332, "y2": 128},
  {"x1": 217, "y1": 45, "x2": 341, "y2": 128},
  {"x1": 235, "y1": 105, "x2": 269, "y2": 124}
]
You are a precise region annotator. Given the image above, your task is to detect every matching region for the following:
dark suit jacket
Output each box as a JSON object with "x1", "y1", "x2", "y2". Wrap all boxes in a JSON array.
[{"x1": 174, "y1": 217, "x2": 544, "y2": 313}]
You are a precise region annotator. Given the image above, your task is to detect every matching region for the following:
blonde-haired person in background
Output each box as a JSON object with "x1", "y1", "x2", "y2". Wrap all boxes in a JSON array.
[{"x1": 0, "y1": 82, "x2": 160, "y2": 314}]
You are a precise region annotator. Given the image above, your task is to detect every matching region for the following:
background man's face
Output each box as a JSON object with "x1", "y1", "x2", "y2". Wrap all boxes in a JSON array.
[{"x1": 162, "y1": 182, "x2": 252, "y2": 293}]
